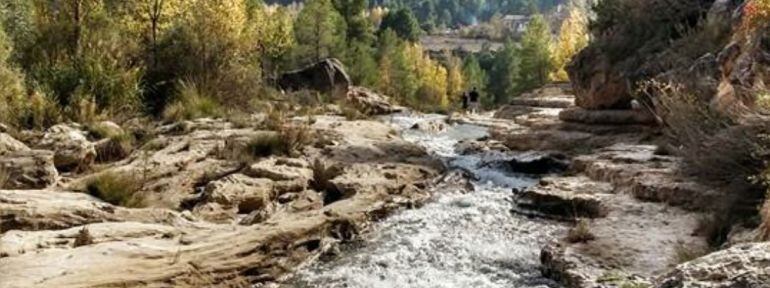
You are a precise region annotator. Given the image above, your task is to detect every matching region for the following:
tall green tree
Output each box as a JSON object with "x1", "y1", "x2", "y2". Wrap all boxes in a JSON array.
[
  {"x1": 518, "y1": 14, "x2": 552, "y2": 91},
  {"x1": 332, "y1": 0, "x2": 373, "y2": 43},
  {"x1": 462, "y1": 54, "x2": 487, "y2": 99},
  {"x1": 379, "y1": 8, "x2": 421, "y2": 42},
  {"x1": 488, "y1": 40, "x2": 519, "y2": 104},
  {"x1": 294, "y1": 0, "x2": 346, "y2": 63}
]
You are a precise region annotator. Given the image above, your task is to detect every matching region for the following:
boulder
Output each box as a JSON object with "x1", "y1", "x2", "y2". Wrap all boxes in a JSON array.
[
  {"x1": 88, "y1": 121, "x2": 125, "y2": 139},
  {"x1": 0, "y1": 150, "x2": 58, "y2": 189},
  {"x1": 410, "y1": 118, "x2": 448, "y2": 133},
  {"x1": 656, "y1": 242, "x2": 770, "y2": 288},
  {"x1": 38, "y1": 124, "x2": 96, "y2": 171},
  {"x1": 504, "y1": 152, "x2": 570, "y2": 175},
  {"x1": 278, "y1": 58, "x2": 351, "y2": 95},
  {"x1": 0, "y1": 133, "x2": 30, "y2": 152},
  {"x1": 194, "y1": 174, "x2": 276, "y2": 223},
  {"x1": 346, "y1": 86, "x2": 405, "y2": 115},
  {"x1": 515, "y1": 176, "x2": 611, "y2": 219},
  {"x1": 567, "y1": 47, "x2": 633, "y2": 110}
]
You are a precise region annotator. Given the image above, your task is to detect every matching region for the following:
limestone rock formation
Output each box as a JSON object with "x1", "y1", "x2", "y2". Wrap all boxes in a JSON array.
[
  {"x1": 38, "y1": 124, "x2": 97, "y2": 171},
  {"x1": 0, "y1": 133, "x2": 29, "y2": 152},
  {"x1": 346, "y1": 86, "x2": 406, "y2": 115},
  {"x1": 0, "y1": 150, "x2": 58, "y2": 190},
  {"x1": 656, "y1": 242, "x2": 770, "y2": 288}
]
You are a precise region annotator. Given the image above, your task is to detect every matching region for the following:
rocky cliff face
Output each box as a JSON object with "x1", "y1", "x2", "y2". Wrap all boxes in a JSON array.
[{"x1": 568, "y1": 0, "x2": 770, "y2": 113}]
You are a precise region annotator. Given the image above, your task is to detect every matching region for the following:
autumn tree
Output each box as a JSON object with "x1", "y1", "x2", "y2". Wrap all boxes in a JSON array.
[{"x1": 551, "y1": 6, "x2": 589, "y2": 82}]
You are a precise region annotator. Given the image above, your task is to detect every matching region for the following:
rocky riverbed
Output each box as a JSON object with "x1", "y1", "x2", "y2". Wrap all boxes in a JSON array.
[{"x1": 1, "y1": 84, "x2": 769, "y2": 288}]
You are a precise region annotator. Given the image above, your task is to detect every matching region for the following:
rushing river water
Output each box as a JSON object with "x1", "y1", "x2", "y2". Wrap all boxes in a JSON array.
[{"x1": 288, "y1": 114, "x2": 566, "y2": 288}]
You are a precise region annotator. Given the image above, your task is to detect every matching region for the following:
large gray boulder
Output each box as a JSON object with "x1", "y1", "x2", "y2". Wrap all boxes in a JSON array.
[{"x1": 278, "y1": 58, "x2": 351, "y2": 95}]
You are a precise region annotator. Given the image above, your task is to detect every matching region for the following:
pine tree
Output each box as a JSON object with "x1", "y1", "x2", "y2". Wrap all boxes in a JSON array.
[
  {"x1": 488, "y1": 40, "x2": 519, "y2": 104},
  {"x1": 379, "y1": 8, "x2": 422, "y2": 42},
  {"x1": 518, "y1": 14, "x2": 552, "y2": 91},
  {"x1": 462, "y1": 54, "x2": 488, "y2": 102},
  {"x1": 294, "y1": 0, "x2": 346, "y2": 63}
]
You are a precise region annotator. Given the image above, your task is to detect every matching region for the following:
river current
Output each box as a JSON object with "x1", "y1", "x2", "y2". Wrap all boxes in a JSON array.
[{"x1": 288, "y1": 114, "x2": 565, "y2": 288}]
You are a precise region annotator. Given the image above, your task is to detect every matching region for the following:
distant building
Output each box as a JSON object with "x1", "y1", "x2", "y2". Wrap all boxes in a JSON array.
[{"x1": 501, "y1": 15, "x2": 530, "y2": 34}]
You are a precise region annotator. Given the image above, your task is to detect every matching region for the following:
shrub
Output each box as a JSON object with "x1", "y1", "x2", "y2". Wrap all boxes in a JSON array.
[
  {"x1": 162, "y1": 82, "x2": 224, "y2": 122},
  {"x1": 566, "y1": 218, "x2": 595, "y2": 243},
  {"x1": 277, "y1": 123, "x2": 312, "y2": 157},
  {"x1": 672, "y1": 241, "x2": 709, "y2": 263},
  {"x1": 96, "y1": 132, "x2": 135, "y2": 163},
  {"x1": 310, "y1": 158, "x2": 343, "y2": 192},
  {"x1": 245, "y1": 134, "x2": 284, "y2": 159},
  {"x1": 86, "y1": 172, "x2": 144, "y2": 208},
  {"x1": 73, "y1": 226, "x2": 94, "y2": 247}
]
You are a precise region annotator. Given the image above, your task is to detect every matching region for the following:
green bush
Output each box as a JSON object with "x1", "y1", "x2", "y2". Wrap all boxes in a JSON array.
[
  {"x1": 162, "y1": 82, "x2": 224, "y2": 122},
  {"x1": 86, "y1": 172, "x2": 144, "y2": 208}
]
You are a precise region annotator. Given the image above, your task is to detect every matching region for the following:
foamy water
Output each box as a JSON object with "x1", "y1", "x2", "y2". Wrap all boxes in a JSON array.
[{"x1": 288, "y1": 114, "x2": 565, "y2": 288}]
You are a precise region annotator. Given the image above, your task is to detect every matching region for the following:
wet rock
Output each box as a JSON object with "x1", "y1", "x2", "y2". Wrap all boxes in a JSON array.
[
  {"x1": 278, "y1": 58, "x2": 351, "y2": 95},
  {"x1": 515, "y1": 176, "x2": 611, "y2": 219},
  {"x1": 38, "y1": 124, "x2": 96, "y2": 171},
  {"x1": 0, "y1": 150, "x2": 58, "y2": 189},
  {"x1": 505, "y1": 152, "x2": 570, "y2": 175},
  {"x1": 346, "y1": 86, "x2": 405, "y2": 115},
  {"x1": 0, "y1": 133, "x2": 30, "y2": 152},
  {"x1": 410, "y1": 118, "x2": 448, "y2": 133},
  {"x1": 656, "y1": 242, "x2": 770, "y2": 288}
]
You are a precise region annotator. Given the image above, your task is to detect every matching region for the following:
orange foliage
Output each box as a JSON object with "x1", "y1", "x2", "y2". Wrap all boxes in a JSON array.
[{"x1": 742, "y1": 0, "x2": 770, "y2": 32}]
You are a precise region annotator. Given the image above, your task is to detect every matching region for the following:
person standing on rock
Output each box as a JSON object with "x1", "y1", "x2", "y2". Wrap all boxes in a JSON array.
[
  {"x1": 461, "y1": 91, "x2": 470, "y2": 114},
  {"x1": 469, "y1": 87, "x2": 480, "y2": 114}
]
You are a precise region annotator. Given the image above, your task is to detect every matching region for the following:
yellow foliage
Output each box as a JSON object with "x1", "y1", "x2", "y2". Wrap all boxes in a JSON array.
[{"x1": 551, "y1": 6, "x2": 589, "y2": 82}]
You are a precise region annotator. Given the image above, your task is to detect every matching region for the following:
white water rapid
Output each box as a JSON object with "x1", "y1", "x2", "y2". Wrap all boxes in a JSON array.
[{"x1": 288, "y1": 113, "x2": 566, "y2": 288}]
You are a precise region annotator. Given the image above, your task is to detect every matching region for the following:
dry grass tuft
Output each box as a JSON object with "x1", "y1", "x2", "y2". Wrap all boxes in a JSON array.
[
  {"x1": 0, "y1": 168, "x2": 8, "y2": 189},
  {"x1": 566, "y1": 218, "x2": 596, "y2": 243},
  {"x1": 73, "y1": 226, "x2": 95, "y2": 247},
  {"x1": 672, "y1": 241, "x2": 709, "y2": 263},
  {"x1": 86, "y1": 172, "x2": 145, "y2": 208}
]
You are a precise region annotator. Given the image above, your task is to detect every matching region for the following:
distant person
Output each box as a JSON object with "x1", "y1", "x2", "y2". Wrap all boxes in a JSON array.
[
  {"x1": 461, "y1": 92, "x2": 469, "y2": 113},
  {"x1": 469, "y1": 87, "x2": 480, "y2": 114}
]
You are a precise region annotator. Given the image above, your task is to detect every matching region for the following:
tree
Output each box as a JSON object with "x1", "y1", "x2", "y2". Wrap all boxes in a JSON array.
[
  {"x1": 518, "y1": 14, "x2": 552, "y2": 92},
  {"x1": 379, "y1": 8, "x2": 421, "y2": 42},
  {"x1": 345, "y1": 40, "x2": 378, "y2": 87},
  {"x1": 462, "y1": 54, "x2": 487, "y2": 101},
  {"x1": 332, "y1": 0, "x2": 373, "y2": 43},
  {"x1": 488, "y1": 40, "x2": 520, "y2": 104},
  {"x1": 445, "y1": 55, "x2": 464, "y2": 105},
  {"x1": 551, "y1": 6, "x2": 589, "y2": 81},
  {"x1": 294, "y1": 0, "x2": 346, "y2": 63}
]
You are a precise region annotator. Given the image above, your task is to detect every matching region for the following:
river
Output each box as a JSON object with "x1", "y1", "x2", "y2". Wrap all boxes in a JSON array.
[{"x1": 287, "y1": 114, "x2": 566, "y2": 288}]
